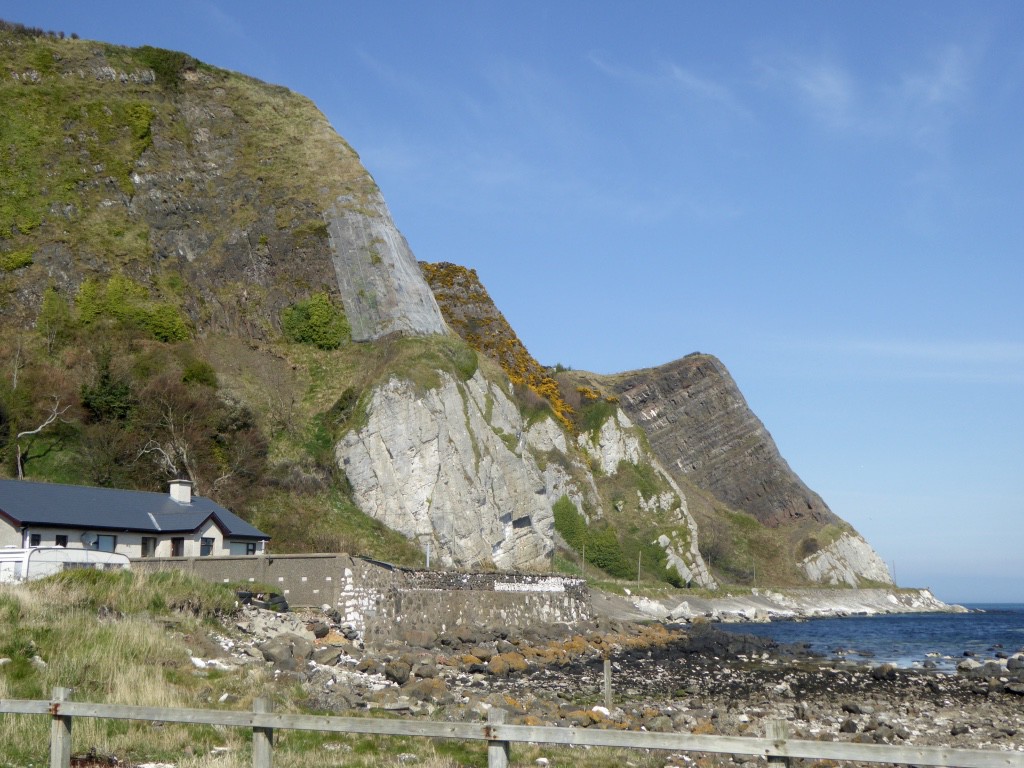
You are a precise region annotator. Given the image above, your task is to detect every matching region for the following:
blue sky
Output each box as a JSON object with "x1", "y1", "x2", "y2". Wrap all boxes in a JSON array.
[{"x1": 6, "y1": 2, "x2": 1022, "y2": 603}]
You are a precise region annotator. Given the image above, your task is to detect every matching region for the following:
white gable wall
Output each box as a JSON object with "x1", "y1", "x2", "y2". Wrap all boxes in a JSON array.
[{"x1": 0, "y1": 518, "x2": 20, "y2": 548}]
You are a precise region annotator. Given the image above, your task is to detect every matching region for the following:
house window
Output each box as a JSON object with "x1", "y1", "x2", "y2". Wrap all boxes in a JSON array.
[
  {"x1": 95, "y1": 535, "x2": 117, "y2": 553},
  {"x1": 200, "y1": 537, "x2": 214, "y2": 557},
  {"x1": 141, "y1": 537, "x2": 157, "y2": 558},
  {"x1": 29, "y1": 534, "x2": 41, "y2": 547},
  {"x1": 171, "y1": 538, "x2": 184, "y2": 557},
  {"x1": 55, "y1": 535, "x2": 68, "y2": 547},
  {"x1": 246, "y1": 542, "x2": 257, "y2": 556}
]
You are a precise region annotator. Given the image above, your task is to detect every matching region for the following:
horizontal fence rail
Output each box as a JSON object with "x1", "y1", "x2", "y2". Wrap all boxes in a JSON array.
[{"x1": 2, "y1": 689, "x2": 1023, "y2": 768}]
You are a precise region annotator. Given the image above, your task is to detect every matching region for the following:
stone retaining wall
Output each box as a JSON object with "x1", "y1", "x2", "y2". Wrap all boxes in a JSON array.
[{"x1": 130, "y1": 554, "x2": 590, "y2": 643}]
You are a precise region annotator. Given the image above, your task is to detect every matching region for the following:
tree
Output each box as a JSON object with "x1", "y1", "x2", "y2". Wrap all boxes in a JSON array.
[
  {"x1": 81, "y1": 352, "x2": 134, "y2": 422},
  {"x1": 133, "y1": 374, "x2": 266, "y2": 505},
  {"x1": 36, "y1": 288, "x2": 74, "y2": 354},
  {"x1": 208, "y1": 398, "x2": 268, "y2": 508},
  {"x1": 79, "y1": 422, "x2": 136, "y2": 487},
  {"x1": 15, "y1": 395, "x2": 72, "y2": 478},
  {"x1": 9, "y1": 335, "x2": 26, "y2": 391},
  {"x1": 134, "y1": 375, "x2": 212, "y2": 488}
]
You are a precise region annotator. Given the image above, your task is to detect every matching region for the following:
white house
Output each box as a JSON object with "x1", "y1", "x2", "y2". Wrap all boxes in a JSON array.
[{"x1": 0, "y1": 478, "x2": 269, "y2": 558}]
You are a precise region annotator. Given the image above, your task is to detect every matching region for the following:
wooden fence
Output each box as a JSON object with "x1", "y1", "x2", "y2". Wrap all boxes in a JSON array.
[{"x1": 2, "y1": 688, "x2": 1022, "y2": 768}]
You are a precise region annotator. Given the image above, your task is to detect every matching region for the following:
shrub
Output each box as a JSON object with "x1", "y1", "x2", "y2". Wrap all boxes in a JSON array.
[
  {"x1": 134, "y1": 45, "x2": 195, "y2": 89},
  {"x1": 144, "y1": 303, "x2": 190, "y2": 342},
  {"x1": 75, "y1": 274, "x2": 190, "y2": 342},
  {"x1": 281, "y1": 292, "x2": 350, "y2": 350},
  {"x1": 578, "y1": 397, "x2": 617, "y2": 434},
  {"x1": 182, "y1": 359, "x2": 218, "y2": 388},
  {"x1": 587, "y1": 526, "x2": 631, "y2": 578},
  {"x1": 553, "y1": 495, "x2": 636, "y2": 579},
  {"x1": 442, "y1": 338, "x2": 478, "y2": 380},
  {"x1": 36, "y1": 287, "x2": 74, "y2": 352},
  {"x1": 553, "y1": 495, "x2": 586, "y2": 551},
  {"x1": 797, "y1": 536, "x2": 820, "y2": 560},
  {"x1": 0, "y1": 249, "x2": 32, "y2": 272}
]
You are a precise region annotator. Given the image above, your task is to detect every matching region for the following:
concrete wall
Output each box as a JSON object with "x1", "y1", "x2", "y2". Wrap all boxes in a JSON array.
[
  {"x1": 131, "y1": 552, "x2": 346, "y2": 604},
  {"x1": 131, "y1": 553, "x2": 592, "y2": 644}
]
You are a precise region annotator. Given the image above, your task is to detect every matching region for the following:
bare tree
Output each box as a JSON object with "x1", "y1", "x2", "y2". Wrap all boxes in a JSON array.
[
  {"x1": 10, "y1": 337, "x2": 26, "y2": 391},
  {"x1": 134, "y1": 381, "x2": 207, "y2": 488},
  {"x1": 15, "y1": 396, "x2": 72, "y2": 479},
  {"x1": 134, "y1": 375, "x2": 215, "y2": 492}
]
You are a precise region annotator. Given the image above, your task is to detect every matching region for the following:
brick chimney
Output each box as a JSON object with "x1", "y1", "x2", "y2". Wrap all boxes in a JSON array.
[{"x1": 169, "y1": 479, "x2": 192, "y2": 504}]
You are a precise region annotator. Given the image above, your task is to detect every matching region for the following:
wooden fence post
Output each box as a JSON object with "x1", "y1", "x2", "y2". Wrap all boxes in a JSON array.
[
  {"x1": 603, "y1": 657, "x2": 612, "y2": 709},
  {"x1": 49, "y1": 687, "x2": 72, "y2": 768},
  {"x1": 487, "y1": 707, "x2": 510, "y2": 768},
  {"x1": 767, "y1": 718, "x2": 790, "y2": 768},
  {"x1": 252, "y1": 697, "x2": 273, "y2": 768}
]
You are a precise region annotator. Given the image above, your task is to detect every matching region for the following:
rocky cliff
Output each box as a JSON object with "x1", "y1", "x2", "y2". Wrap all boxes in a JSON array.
[
  {"x1": 582, "y1": 356, "x2": 893, "y2": 587},
  {"x1": 605, "y1": 355, "x2": 837, "y2": 529},
  {"x1": 336, "y1": 370, "x2": 556, "y2": 570},
  {"x1": 1, "y1": 27, "x2": 887, "y2": 590},
  {"x1": 336, "y1": 363, "x2": 714, "y2": 586},
  {"x1": 0, "y1": 29, "x2": 414, "y2": 339},
  {"x1": 327, "y1": 191, "x2": 447, "y2": 341},
  {"x1": 427, "y1": 267, "x2": 890, "y2": 588}
]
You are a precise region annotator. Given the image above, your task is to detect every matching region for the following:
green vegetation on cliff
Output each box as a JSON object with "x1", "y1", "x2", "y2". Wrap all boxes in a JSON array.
[
  {"x1": 0, "y1": 23, "x2": 867, "y2": 591},
  {"x1": 0, "y1": 25, "x2": 373, "y2": 337}
]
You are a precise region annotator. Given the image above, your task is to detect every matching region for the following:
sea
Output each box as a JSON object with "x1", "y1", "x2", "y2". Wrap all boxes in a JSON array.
[{"x1": 719, "y1": 603, "x2": 1024, "y2": 672}]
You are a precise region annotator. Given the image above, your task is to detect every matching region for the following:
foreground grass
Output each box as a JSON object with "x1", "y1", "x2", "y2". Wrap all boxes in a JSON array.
[
  {"x1": 0, "y1": 571, "x2": 705, "y2": 767},
  {"x1": 0, "y1": 570, "x2": 264, "y2": 765}
]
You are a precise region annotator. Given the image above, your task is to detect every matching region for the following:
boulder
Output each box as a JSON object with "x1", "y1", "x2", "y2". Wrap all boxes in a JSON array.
[
  {"x1": 957, "y1": 658, "x2": 982, "y2": 675},
  {"x1": 258, "y1": 633, "x2": 313, "y2": 669},
  {"x1": 385, "y1": 660, "x2": 412, "y2": 685},
  {"x1": 307, "y1": 620, "x2": 330, "y2": 639},
  {"x1": 402, "y1": 677, "x2": 453, "y2": 704},
  {"x1": 400, "y1": 629, "x2": 437, "y2": 648},
  {"x1": 313, "y1": 647, "x2": 343, "y2": 666},
  {"x1": 870, "y1": 664, "x2": 897, "y2": 681}
]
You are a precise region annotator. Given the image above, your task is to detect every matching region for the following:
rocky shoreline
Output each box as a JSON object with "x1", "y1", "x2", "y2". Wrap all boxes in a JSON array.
[
  {"x1": 598, "y1": 586, "x2": 966, "y2": 624},
  {"x1": 196, "y1": 601, "x2": 1024, "y2": 761}
]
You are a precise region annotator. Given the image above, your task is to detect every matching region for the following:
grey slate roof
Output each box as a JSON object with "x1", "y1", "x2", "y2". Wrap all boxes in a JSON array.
[{"x1": 0, "y1": 478, "x2": 268, "y2": 539}]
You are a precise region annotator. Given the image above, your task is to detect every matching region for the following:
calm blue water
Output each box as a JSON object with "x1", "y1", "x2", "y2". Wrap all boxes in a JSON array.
[{"x1": 719, "y1": 603, "x2": 1024, "y2": 670}]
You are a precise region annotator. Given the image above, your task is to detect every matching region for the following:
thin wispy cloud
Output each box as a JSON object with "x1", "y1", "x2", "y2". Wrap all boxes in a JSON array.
[
  {"x1": 590, "y1": 53, "x2": 750, "y2": 118},
  {"x1": 666, "y1": 64, "x2": 750, "y2": 117},
  {"x1": 479, "y1": 58, "x2": 586, "y2": 149},
  {"x1": 894, "y1": 45, "x2": 970, "y2": 154},
  {"x1": 901, "y1": 45, "x2": 969, "y2": 107},
  {"x1": 759, "y1": 44, "x2": 973, "y2": 154},
  {"x1": 791, "y1": 62, "x2": 857, "y2": 128},
  {"x1": 199, "y1": 2, "x2": 251, "y2": 44}
]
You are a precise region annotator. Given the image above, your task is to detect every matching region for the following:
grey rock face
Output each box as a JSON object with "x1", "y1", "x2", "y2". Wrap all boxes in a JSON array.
[
  {"x1": 800, "y1": 532, "x2": 894, "y2": 586},
  {"x1": 612, "y1": 354, "x2": 840, "y2": 529},
  {"x1": 336, "y1": 371, "x2": 555, "y2": 570},
  {"x1": 326, "y1": 190, "x2": 447, "y2": 341},
  {"x1": 337, "y1": 367, "x2": 716, "y2": 585}
]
